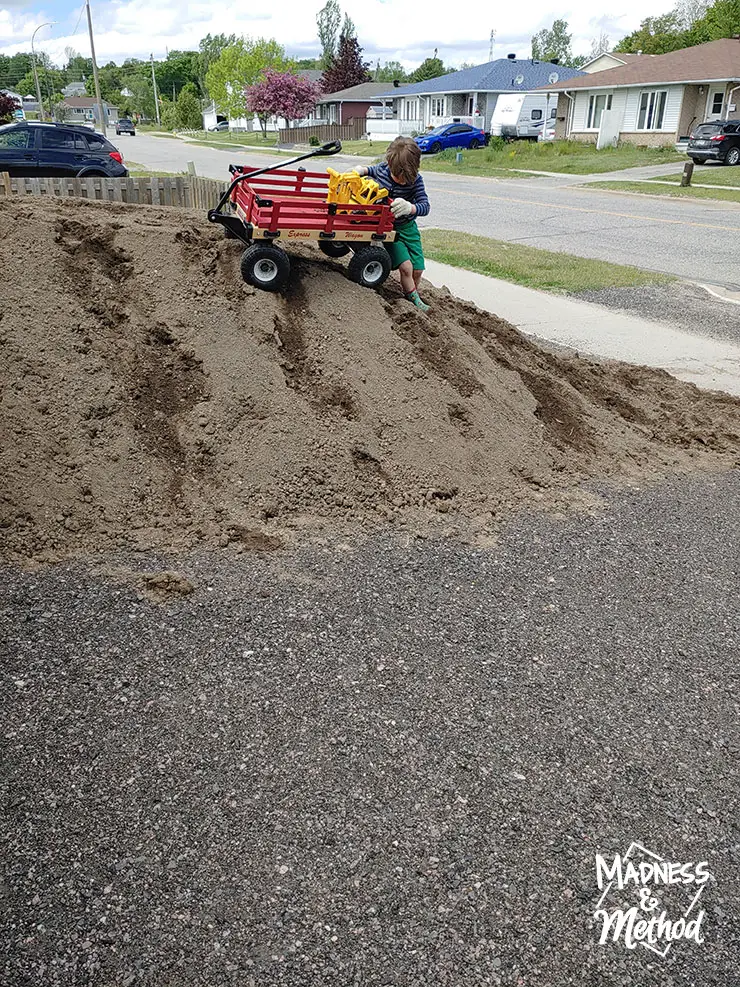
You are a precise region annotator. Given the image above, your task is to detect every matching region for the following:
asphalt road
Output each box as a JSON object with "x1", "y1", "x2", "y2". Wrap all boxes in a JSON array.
[
  {"x1": 122, "y1": 133, "x2": 740, "y2": 289},
  {"x1": 2, "y1": 472, "x2": 740, "y2": 986}
]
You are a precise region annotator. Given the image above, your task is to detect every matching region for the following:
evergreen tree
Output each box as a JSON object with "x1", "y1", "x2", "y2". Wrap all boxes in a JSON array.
[{"x1": 176, "y1": 82, "x2": 203, "y2": 129}]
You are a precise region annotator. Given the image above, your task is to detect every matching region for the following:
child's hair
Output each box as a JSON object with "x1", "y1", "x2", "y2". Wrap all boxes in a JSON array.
[{"x1": 386, "y1": 137, "x2": 421, "y2": 183}]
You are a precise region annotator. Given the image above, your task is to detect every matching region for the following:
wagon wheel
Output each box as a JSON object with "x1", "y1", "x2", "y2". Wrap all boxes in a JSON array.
[
  {"x1": 240, "y1": 244, "x2": 291, "y2": 292},
  {"x1": 347, "y1": 246, "x2": 391, "y2": 289},
  {"x1": 319, "y1": 241, "x2": 351, "y2": 258}
]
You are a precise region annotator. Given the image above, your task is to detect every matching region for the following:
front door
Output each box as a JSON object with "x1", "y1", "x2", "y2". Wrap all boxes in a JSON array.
[{"x1": 706, "y1": 88, "x2": 726, "y2": 121}]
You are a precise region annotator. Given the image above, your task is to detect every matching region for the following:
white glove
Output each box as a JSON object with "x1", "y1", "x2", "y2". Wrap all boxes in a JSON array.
[{"x1": 391, "y1": 197, "x2": 415, "y2": 219}]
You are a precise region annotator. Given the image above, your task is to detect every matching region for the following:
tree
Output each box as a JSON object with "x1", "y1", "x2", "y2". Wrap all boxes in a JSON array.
[
  {"x1": 409, "y1": 50, "x2": 447, "y2": 83},
  {"x1": 0, "y1": 91, "x2": 20, "y2": 124},
  {"x1": 340, "y1": 13, "x2": 356, "y2": 40},
  {"x1": 614, "y1": 12, "x2": 688, "y2": 53},
  {"x1": 531, "y1": 19, "x2": 574, "y2": 63},
  {"x1": 694, "y1": 0, "x2": 740, "y2": 39},
  {"x1": 198, "y1": 33, "x2": 239, "y2": 95},
  {"x1": 176, "y1": 82, "x2": 203, "y2": 129},
  {"x1": 206, "y1": 38, "x2": 292, "y2": 119},
  {"x1": 375, "y1": 60, "x2": 407, "y2": 82},
  {"x1": 246, "y1": 69, "x2": 320, "y2": 134},
  {"x1": 321, "y1": 34, "x2": 371, "y2": 92},
  {"x1": 156, "y1": 50, "x2": 201, "y2": 100},
  {"x1": 317, "y1": 0, "x2": 342, "y2": 69},
  {"x1": 588, "y1": 31, "x2": 611, "y2": 59}
]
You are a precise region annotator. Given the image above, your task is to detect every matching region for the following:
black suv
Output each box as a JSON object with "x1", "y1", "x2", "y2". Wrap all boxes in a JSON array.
[
  {"x1": 116, "y1": 117, "x2": 136, "y2": 136},
  {"x1": 687, "y1": 119, "x2": 740, "y2": 166},
  {"x1": 0, "y1": 121, "x2": 128, "y2": 178}
]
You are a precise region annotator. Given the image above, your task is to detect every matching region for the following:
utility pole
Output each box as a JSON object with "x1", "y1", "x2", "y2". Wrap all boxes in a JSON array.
[
  {"x1": 31, "y1": 23, "x2": 54, "y2": 122},
  {"x1": 151, "y1": 54, "x2": 161, "y2": 127},
  {"x1": 85, "y1": 0, "x2": 107, "y2": 134}
]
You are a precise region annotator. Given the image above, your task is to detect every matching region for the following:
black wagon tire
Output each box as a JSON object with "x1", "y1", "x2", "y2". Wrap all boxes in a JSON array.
[
  {"x1": 240, "y1": 243, "x2": 290, "y2": 292},
  {"x1": 430, "y1": 141, "x2": 442, "y2": 154},
  {"x1": 318, "y1": 240, "x2": 351, "y2": 258},
  {"x1": 347, "y1": 246, "x2": 391, "y2": 289},
  {"x1": 470, "y1": 138, "x2": 480, "y2": 149},
  {"x1": 724, "y1": 146, "x2": 740, "y2": 166}
]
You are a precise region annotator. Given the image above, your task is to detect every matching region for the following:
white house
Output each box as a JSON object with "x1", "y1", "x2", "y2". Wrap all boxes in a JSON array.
[
  {"x1": 547, "y1": 38, "x2": 740, "y2": 146},
  {"x1": 374, "y1": 55, "x2": 586, "y2": 138}
]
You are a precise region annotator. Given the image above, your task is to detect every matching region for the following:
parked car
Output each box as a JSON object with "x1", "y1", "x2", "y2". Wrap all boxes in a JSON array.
[
  {"x1": 687, "y1": 120, "x2": 740, "y2": 165},
  {"x1": 0, "y1": 121, "x2": 128, "y2": 178},
  {"x1": 116, "y1": 117, "x2": 136, "y2": 136},
  {"x1": 210, "y1": 120, "x2": 229, "y2": 132},
  {"x1": 414, "y1": 123, "x2": 488, "y2": 154}
]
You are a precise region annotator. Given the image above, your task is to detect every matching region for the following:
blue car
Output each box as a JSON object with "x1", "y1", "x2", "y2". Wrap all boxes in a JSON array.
[{"x1": 414, "y1": 123, "x2": 488, "y2": 154}]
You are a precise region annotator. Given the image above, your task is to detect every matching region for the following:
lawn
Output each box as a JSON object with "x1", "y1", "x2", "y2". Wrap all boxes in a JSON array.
[
  {"x1": 124, "y1": 161, "x2": 188, "y2": 178},
  {"x1": 647, "y1": 168, "x2": 740, "y2": 187},
  {"x1": 183, "y1": 130, "x2": 280, "y2": 146},
  {"x1": 418, "y1": 140, "x2": 684, "y2": 176},
  {"x1": 421, "y1": 229, "x2": 673, "y2": 294},
  {"x1": 583, "y1": 180, "x2": 740, "y2": 204}
]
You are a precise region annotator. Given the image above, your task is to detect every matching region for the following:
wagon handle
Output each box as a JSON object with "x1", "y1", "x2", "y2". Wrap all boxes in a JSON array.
[{"x1": 209, "y1": 140, "x2": 343, "y2": 218}]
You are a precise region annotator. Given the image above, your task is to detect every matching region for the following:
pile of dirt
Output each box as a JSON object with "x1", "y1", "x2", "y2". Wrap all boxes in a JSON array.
[{"x1": 1, "y1": 197, "x2": 739, "y2": 562}]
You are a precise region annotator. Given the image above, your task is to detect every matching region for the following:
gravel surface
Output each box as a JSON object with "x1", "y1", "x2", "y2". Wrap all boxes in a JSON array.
[
  {"x1": 2, "y1": 472, "x2": 739, "y2": 987},
  {"x1": 577, "y1": 282, "x2": 740, "y2": 345}
]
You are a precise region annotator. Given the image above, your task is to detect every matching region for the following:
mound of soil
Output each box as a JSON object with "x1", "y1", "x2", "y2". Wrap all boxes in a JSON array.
[{"x1": 1, "y1": 197, "x2": 739, "y2": 561}]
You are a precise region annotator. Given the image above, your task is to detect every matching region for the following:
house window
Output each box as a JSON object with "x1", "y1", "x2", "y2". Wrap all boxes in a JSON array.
[
  {"x1": 711, "y1": 92, "x2": 724, "y2": 114},
  {"x1": 431, "y1": 97, "x2": 446, "y2": 117},
  {"x1": 637, "y1": 90, "x2": 667, "y2": 130},
  {"x1": 467, "y1": 95, "x2": 474, "y2": 115},
  {"x1": 587, "y1": 93, "x2": 612, "y2": 129}
]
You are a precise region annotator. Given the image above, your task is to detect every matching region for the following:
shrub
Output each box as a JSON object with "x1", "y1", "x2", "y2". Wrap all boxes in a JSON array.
[{"x1": 309, "y1": 135, "x2": 320, "y2": 146}]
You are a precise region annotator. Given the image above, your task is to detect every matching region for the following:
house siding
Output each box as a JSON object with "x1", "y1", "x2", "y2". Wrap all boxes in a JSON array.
[{"x1": 568, "y1": 83, "x2": 689, "y2": 145}]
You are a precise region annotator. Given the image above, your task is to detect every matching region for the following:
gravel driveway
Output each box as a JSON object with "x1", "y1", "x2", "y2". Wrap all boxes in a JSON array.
[{"x1": 2, "y1": 472, "x2": 739, "y2": 986}]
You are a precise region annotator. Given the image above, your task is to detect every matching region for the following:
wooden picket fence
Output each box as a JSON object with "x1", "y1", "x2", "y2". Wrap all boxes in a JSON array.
[
  {"x1": 278, "y1": 118, "x2": 367, "y2": 144},
  {"x1": 0, "y1": 172, "x2": 227, "y2": 210}
]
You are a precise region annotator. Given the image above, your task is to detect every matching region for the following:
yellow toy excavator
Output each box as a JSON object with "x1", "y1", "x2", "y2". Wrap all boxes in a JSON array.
[{"x1": 326, "y1": 168, "x2": 389, "y2": 209}]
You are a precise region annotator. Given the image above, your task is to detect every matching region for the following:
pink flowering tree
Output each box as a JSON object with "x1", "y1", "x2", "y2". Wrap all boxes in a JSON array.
[{"x1": 245, "y1": 70, "x2": 321, "y2": 136}]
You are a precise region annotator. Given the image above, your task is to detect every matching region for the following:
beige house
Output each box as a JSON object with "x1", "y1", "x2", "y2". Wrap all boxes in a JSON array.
[
  {"x1": 579, "y1": 51, "x2": 646, "y2": 74},
  {"x1": 547, "y1": 38, "x2": 740, "y2": 146}
]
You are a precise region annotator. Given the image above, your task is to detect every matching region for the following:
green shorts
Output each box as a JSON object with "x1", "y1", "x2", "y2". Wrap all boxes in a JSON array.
[{"x1": 385, "y1": 219, "x2": 425, "y2": 271}]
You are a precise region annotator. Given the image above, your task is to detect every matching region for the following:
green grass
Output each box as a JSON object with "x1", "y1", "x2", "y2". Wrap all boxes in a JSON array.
[
  {"x1": 124, "y1": 161, "x2": 188, "y2": 178},
  {"x1": 584, "y1": 180, "x2": 740, "y2": 203},
  {"x1": 183, "y1": 130, "x2": 279, "y2": 146},
  {"x1": 422, "y1": 228, "x2": 673, "y2": 294},
  {"x1": 647, "y1": 168, "x2": 740, "y2": 187},
  {"x1": 418, "y1": 140, "x2": 684, "y2": 177}
]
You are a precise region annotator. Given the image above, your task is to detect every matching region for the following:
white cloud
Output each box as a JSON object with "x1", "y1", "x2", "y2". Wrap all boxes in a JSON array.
[{"x1": 1, "y1": 0, "x2": 673, "y2": 67}]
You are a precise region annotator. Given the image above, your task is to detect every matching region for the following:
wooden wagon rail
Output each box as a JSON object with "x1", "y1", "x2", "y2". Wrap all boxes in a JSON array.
[{"x1": 0, "y1": 173, "x2": 227, "y2": 210}]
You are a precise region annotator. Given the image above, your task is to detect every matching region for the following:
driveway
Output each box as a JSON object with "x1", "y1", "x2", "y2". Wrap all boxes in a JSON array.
[
  {"x1": 2, "y1": 472, "x2": 739, "y2": 986},
  {"x1": 122, "y1": 134, "x2": 740, "y2": 289}
]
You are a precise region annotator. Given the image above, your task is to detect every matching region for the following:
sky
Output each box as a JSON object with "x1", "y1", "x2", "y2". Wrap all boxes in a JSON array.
[{"x1": 1, "y1": 0, "x2": 674, "y2": 73}]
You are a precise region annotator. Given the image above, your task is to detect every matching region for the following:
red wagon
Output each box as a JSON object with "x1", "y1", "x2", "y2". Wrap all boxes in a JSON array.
[{"x1": 207, "y1": 141, "x2": 397, "y2": 293}]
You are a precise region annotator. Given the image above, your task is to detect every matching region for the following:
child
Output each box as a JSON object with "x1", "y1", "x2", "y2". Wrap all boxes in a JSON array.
[{"x1": 353, "y1": 137, "x2": 431, "y2": 312}]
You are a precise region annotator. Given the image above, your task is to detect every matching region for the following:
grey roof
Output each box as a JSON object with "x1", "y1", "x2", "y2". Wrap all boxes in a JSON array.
[
  {"x1": 317, "y1": 81, "x2": 409, "y2": 103},
  {"x1": 298, "y1": 69, "x2": 323, "y2": 84},
  {"x1": 380, "y1": 58, "x2": 585, "y2": 97}
]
